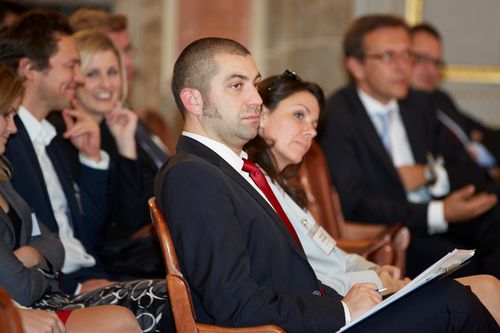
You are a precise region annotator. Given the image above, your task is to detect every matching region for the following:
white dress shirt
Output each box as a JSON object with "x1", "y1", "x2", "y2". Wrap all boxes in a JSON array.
[
  {"x1": 358, "y1": 90, "x2": 449, "y2": 234},
  {"x1": 18, "y1": 107, "x2": 104, "y2": 274}
]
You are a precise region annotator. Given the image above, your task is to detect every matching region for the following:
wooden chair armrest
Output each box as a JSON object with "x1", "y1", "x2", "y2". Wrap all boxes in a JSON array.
[
  {"x1": 198, "y1": 323, "x2": 285, "y2": 333},
  {"x1": 342, "y1": 221, "x2": 387, "y2": 240},
  {"x1": 343, "y1": 222, "x2": 409, "y2": 247},
  {"x1": 337, "y1": 237, "x2": 394, "y2": 264},
  {"x1": 341, "y1": 222, "x2": 410, "y2": 272}
]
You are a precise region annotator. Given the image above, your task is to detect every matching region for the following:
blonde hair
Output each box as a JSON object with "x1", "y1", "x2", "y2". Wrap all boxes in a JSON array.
[
  {"x1": 73, "y1": 29, "x2": 128, "y2": 100},
  {"x1": 0, "y1": 65, "x2": 24, "y2": 181},
  {"x1": 69, "y1": 8, "x2": 127, "y2": 33}
]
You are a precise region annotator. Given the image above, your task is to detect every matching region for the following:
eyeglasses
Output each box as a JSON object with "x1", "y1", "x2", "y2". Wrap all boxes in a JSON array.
[
  {"x1": 268, "y1": 69, "x2": 301, "y2": 91},
  {"x1": 413, "y1": 52, "x2": 445, "y2": 69},
  {"x1": 363, "y1": 50, "x2": 414, "y2": 64}
]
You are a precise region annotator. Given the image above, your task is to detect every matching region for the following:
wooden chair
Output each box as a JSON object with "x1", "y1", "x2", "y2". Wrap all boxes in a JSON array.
[
  {"x1": 0, "y1": 288, "x2": 24, "y2": 333},
  {"x1": 148, "y1": 198, "x2": 285, "y2": 333},
  {"x1": 290, "y1": 142, "x2": 410, "y2": 273}
]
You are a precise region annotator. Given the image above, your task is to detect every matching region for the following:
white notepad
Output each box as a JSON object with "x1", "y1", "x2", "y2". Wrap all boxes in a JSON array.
[{"x1": 338, "y1": 249, "x2": 475, "y2": 332}]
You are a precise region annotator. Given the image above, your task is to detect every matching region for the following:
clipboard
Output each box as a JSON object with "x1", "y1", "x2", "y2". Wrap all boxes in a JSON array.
[{"x1": 337, "y1": 249, "x2": 475, "y2": 332}]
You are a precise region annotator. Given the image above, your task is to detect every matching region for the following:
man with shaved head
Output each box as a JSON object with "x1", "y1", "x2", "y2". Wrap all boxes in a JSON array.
[{"x1": 154, "y1": 36, "x2": 497, "y2": 332}]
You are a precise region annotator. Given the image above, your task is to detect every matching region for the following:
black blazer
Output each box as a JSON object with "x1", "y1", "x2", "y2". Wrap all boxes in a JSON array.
[
  {"x1": 155, "y1": 136, "x2": 345, "y2": 332},
  {"x1": 319, "y1": 85, "x2": 489, "y2": 234},
  {"x1": 5, "y1": 115, "x2": 110, "y2": 293},
  {"x1": 100, "y1": 120, "x2": 168, "y2": 241}
]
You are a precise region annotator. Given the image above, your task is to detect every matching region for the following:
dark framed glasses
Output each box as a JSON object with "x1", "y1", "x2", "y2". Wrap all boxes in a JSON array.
[
  {"x1": 268, "y1": 69, "x2": 301, "y2": 91},
  {"x1": 413, "y1": 52, "x2": 446, "y2": 69}
]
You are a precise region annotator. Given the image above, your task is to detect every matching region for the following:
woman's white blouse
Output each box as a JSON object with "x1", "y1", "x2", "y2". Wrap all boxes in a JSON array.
[{"x1": 266, "y1": 175, "x2": 383, "y2": 295}]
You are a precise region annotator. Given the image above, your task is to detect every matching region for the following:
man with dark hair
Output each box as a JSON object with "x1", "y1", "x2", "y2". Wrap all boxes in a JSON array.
[
  {"x1": 319, "y1": 14, "x2": 500, "y2": 278},
  {"x1": 410, "y1": 22, "x2": 500, "y2": 170},
  {"x1": 155, "y1": 36, "x2": 497, "y2": 332}
]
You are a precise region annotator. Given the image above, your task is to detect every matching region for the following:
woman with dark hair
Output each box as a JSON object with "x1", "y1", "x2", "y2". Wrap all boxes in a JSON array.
[
  {"x1": 0, "y1": 64, "x2": 141, "y2": 332},
  {"x1": 245, "y1": 70, "x2": 499, "y2": 323}
]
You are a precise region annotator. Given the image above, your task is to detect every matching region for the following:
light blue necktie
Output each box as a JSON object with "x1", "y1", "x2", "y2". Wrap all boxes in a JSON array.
[{"x1": 376, "y1": 110, "x2": 392, "y2": 155}]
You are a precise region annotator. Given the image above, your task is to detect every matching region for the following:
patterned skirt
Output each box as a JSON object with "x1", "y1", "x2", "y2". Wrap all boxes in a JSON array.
[{"x1": 32, "y1": 279, "x2": 175, "y2": 333}]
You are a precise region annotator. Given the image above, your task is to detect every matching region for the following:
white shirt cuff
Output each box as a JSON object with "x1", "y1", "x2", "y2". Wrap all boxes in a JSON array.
[
  {"x1": 74, "y1": 283, "x2": 82, "y2": 295},
  {"x1": 79, "y1": 150, "x2": 110, "y2": 170},
  {"x1": 428, "y1": 164, "x2": 449, "y2": 197},
  {"x1": 427, "y1": 200, "x2": 448, "y2": 234},
  {"x1": 341, "y1": 300, "x2": 351, "y2": 325}
]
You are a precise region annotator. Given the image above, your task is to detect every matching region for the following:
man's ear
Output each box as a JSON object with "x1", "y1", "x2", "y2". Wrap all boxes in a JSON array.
[
  {"x1": 18, "y1": 58, "x2": 36, "y2": 80},
  {"x1": 346, "y1": 56, "x2": 365, "y2": 81},
  {"x1": 179, "y1": 87, "x2": 203, "y2": 116}
]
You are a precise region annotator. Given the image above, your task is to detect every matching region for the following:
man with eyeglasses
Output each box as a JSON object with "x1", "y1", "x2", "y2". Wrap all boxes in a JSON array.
[
  {"x1": 410, "y1": 23, "x2": 500, "y2": 172},
  {"x1": 319, "y1": 14, "x2": 500, "y2": 278}
]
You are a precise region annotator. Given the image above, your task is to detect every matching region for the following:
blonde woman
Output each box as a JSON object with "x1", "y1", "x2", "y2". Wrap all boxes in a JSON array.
[{"x1": 57, "y1": 30, "x2": 165, "y2": 279}]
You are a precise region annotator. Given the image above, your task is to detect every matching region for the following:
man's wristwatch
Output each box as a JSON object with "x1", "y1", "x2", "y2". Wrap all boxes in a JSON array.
[{"x1": 424, "y1": 165, "x2": 437, "y2": 186}]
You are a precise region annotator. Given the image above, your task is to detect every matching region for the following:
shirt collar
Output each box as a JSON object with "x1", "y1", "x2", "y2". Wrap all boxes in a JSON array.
[
  {"x1": 357, "y1": 88, "x2": 399, "y2": 117},
  {"x1": 18, "y1": 106, "x2": 57, "y2": 147},
  {"x1": 182, "y1": 131, "x2": 247, "y2": 172}
]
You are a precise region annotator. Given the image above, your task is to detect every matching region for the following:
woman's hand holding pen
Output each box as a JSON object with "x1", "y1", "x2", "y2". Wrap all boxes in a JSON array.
[{"x1": 375, "y1": 265, "x2": 411, "y2": 295}]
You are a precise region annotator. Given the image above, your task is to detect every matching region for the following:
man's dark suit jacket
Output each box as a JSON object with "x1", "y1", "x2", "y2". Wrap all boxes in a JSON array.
[
  {"x1": 433, "y1": 89, "x2": 500, "y2": 162},
  {"x1": 155, "y1": 136, "x2": 345, "y2": 332},
  {"x1": 155, "y1": 136, "x2": 498, "y2": 332},
  {"x1": 5, "y1": 115, "x2": 110, "y2": 293},
  {"x1": 319, "y1": 85, "x2": 489, "y2": 235}
]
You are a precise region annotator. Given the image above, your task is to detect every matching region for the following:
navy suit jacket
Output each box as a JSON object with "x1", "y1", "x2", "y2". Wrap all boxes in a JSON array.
[
  {"x1": 319, "y1": 85, "x2": 489, "y2": 235},
  {"x1": 5, "y1": 115, "x2": 110, "y2": 293},
  {"x1": 155, "y1": 136, "x2": 345, "y2": 332}
]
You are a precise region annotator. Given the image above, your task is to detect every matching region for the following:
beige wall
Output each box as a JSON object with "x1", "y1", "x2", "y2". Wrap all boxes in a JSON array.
[{"x1": 23, "y1": 0, "x2": 500, "y2": 136}]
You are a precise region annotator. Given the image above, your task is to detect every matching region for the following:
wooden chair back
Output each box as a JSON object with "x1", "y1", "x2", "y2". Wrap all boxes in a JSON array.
[
  {"x1": 0, "y1": 288, "x2": 24, "y2": 333},
  {"x1": 148, "y1": 198, "x2": 285, "y2": 333}
]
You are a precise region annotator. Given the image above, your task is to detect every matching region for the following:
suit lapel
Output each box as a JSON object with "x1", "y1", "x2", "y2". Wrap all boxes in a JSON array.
[
  {"x1": 178, "y1": 136, "x2": 307, "y2": 259},
  {"x1": 0, "y1": 182, "x2": 32, "y2": 246},
  {"x1": 45, "y1": 139, "x2": 82, "y2": 231},
  {"x1": 13, "y1": 118, "x2": 50, "y2": 193},
  {"x1": 0, "y1": 203, "x2": 15, "y2": 243},
  {"x1": 9, "y1": 118, "x2": 59, "y2": 231}
]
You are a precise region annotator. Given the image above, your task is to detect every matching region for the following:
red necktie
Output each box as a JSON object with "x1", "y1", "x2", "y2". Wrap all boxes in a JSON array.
[{"x1": 242, "y1": 158, "x2": 303, "y2": 248}]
